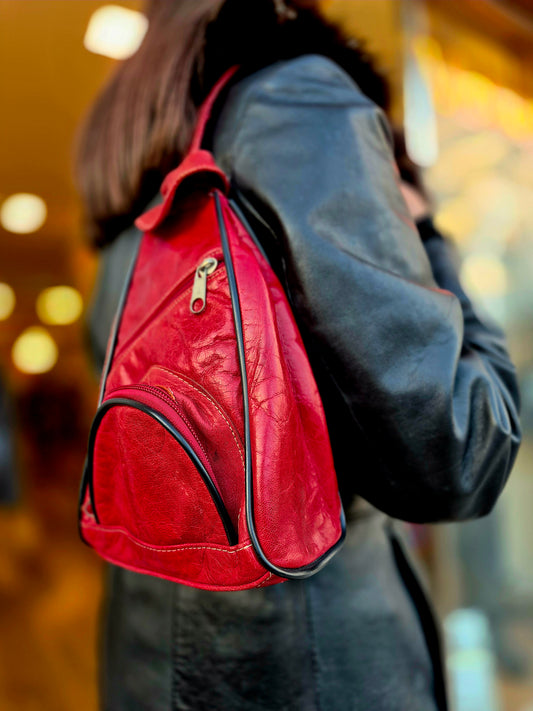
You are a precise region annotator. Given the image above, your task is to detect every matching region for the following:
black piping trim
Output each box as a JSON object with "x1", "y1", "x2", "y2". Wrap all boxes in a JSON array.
[
  {"x1": 79, "y1": 236, "x2": 143, "y2": 538},
  {"x1": 78, "y1": 455, "x2": 90, "y2": 544},
  {"x1": 82, "y1": 397, "x2": 238, "y2": 546},
  {"x1": 228, "y1": 197, "x2": 271, "y2": 265},
  {"x1": 215, "y1": 191, "x2": 346, "y2": 579},
  {"x1": 97, "y1": 237, "x2": 143, "y2": 407}
]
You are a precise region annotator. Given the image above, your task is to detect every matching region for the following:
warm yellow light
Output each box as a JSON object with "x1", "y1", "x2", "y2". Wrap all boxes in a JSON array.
[
  {"x1": 36, "y1": 286, "x2": 83, "y2": 326},
  {"x1": 12, "y1": 327, "x2": 58, "y2": 375},
  {"x1": 460, "y1": 254, "x2": 508, "y2": 299},
  {"x1": 84, "y1": 5, "x2": 148, "y2": 60},
  {"x1": 428, "y1": 131, "x2": 508, "y2": 194},
  {"x1": 435, "y1": 198, "x2": 478, "y2": 244},
  {"x1": 0, "y1": 193, "x2": 47, "y2": 234},
  {"x1": 0, "y1": 283, "x2": 16, "y2": 321}
]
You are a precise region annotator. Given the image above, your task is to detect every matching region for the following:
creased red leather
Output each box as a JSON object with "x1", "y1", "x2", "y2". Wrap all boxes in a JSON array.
[
  {"x1": 223, "y1": 206, "x2": 343, "y2": 569},
  {"x1": 80, "y1": 74, "x2": 344, "y2": 591},
  {"x1": 136, "y1": 151, "x2": 229, "y2": 232}
]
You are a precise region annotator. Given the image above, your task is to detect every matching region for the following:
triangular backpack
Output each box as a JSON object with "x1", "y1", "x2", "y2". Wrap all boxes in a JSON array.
[{"x1": 78, "y1": 67, "x2": 346, "y2": 591}]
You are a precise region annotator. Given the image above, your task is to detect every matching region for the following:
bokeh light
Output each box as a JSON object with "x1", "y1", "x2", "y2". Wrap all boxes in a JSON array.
[
  {"x1": 0, "y1": 193, "x2": 47, "y2": 234},
  {"x1": 84, "y1": 5, "x2": 148, "y2": 60},
  {"x1": 36, "y1": 286, "x2": 83, "y2": 326},
  {"x1": 12, "y1": 326, "x2": 59, "y2": 375},
  {"x1": 0, "y1": 282, "x2": 16, "y2": 320},
  {"x1": 460, "y1": 253, "x2": 508, "y2": 299}
]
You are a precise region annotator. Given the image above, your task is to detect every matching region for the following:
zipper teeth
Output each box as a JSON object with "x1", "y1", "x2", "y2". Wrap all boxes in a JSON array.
[
  {"x1": 102, "y1": 384, "x2": 236, "y2": 543},
  {"x1": 109, "y1": 383, "x2": 212, "y2": 467},
  {"x1": 107, "y1": 378, "x2": 224, "y2": 427},
  {"x1": 107, "y1": 374, "x2": 245, "y2": 467},
  {"x1": 113, "y1": 254, "x2": 224, "y2": 361},
  {"x1": 89, "y1": 394, "x2": 238, "y2": 546}
]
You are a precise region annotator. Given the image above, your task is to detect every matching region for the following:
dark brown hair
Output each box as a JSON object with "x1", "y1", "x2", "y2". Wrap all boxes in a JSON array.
[{"x1": 76, "y1": 0, "x2": 389, "y2": 246}]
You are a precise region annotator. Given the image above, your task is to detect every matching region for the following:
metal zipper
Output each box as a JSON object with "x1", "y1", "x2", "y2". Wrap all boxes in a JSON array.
[
  {"x1": 190, "y1": 257, "x2": 219, "y2": 314},
  {"x1": 111, "y1": 253, "x2": 223, "y2": 361}
]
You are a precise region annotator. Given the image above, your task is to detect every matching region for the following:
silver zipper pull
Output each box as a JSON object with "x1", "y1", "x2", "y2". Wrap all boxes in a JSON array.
[{"x1": 190, "y1": 257, "x2": 218, "y2": 314}]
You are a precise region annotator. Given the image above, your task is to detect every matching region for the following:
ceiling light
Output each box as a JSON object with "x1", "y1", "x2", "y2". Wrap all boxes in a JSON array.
[
  {"x1": 84, "y1": 5, "x2": 148, "y2": 60},
  {"x1": 36, "y1": 286, "x2": 83, "y2": 326},
  {"x1": 0, "y1": 283, "x2": 16, "y2": 321},
  {"x1": 12, "y1": 327, "x2": 58, "y2": 375},
  {"x1": 0, "y1": 193, "x2": 47, "y2": 234}
]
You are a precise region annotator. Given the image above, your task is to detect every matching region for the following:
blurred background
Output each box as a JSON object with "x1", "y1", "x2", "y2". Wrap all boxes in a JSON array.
[{"x1": 0, "y1": 0, "x2": 532, "y2": 709}]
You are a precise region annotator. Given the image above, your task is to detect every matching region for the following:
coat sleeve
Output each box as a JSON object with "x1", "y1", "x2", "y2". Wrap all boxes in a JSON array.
[{"x1": 213, "y1": 54, "x2": 521, "y2": 523}]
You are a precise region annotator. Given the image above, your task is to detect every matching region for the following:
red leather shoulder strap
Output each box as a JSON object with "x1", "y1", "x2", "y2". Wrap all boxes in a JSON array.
[
  {"x1": 135, "y1": 66, "x2": 240, "y2": 232},
  {"x1": 189, "y1": 66, "x2": 240, "y2": 153}
]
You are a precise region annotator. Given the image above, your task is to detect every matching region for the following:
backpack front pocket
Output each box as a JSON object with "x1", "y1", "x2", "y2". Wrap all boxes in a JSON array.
[{"x1": 86, "y1": 386, "x2": 238, "y2": 547}]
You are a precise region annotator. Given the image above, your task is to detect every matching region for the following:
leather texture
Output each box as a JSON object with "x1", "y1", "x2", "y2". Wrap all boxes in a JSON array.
[
  {"x1": 80, "y1": 69, "x2": 345, "y2": 590},
  {"x1": 100, "y1": 509, "x2": 441, "y2": 711},
  {"x1": 87, "y1": 54, "x2": 522, "y2": 710}
]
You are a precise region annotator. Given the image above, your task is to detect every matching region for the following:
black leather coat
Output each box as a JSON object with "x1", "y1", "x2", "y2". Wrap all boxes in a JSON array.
[{"x1": 89, "y1": 55, "x2": 521, "y2": 711}]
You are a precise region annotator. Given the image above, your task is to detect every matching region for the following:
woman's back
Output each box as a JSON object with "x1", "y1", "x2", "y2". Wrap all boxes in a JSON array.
[{"x1": 82, "y1": 7, "x2": 521, "y2": 710}]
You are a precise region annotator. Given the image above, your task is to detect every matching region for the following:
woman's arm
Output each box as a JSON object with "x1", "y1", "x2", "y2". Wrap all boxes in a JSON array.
[{"x1": 213, "y1": 54, "x2": 521, "y2": 523}]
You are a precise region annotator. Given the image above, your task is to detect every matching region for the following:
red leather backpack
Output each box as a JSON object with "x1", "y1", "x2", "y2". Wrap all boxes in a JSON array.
[{"x1": 78, "y1": 68, "x2": 345, "y2": 591}]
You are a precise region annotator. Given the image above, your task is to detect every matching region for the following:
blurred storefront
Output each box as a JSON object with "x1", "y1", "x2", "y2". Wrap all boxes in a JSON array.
[
  {"x1": 0, "y1": 1, "x2": 532, "y2": 710},
  {"x1": 400, "y1": 3, "x2": 533, "y2": 707}
]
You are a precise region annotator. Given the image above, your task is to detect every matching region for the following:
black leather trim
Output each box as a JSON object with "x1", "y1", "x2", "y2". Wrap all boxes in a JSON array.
[
  {"x1": 215, "y1": 191, "x2": 346, "y2": 579},
  {"x1": 83, "y1": 397, "x2": 238, "y2": 546},
  {"x1": 79, "y1": 238, "x2": 143, "y2": 538},
  {"x1": 387, "y1": 524, "x2": 449, "y2": 709},
  {"x1": 228, "y1": 197, "x2": 271, "y2": 265},
  {"x1": 98, "y1": 238, "x2": 143, "y2": 406}
]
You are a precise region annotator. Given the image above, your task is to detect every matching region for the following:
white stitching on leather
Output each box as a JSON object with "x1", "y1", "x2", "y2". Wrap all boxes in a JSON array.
[
  {"x1": 83, "y1": 523, "x2": 252, "y2": 554},
  {"x1": 258, "y1": 572, "x2": 273, "y2": 587},
  {"x1": 156, "y1": 366, "x2": 246, "y2": 472}
]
